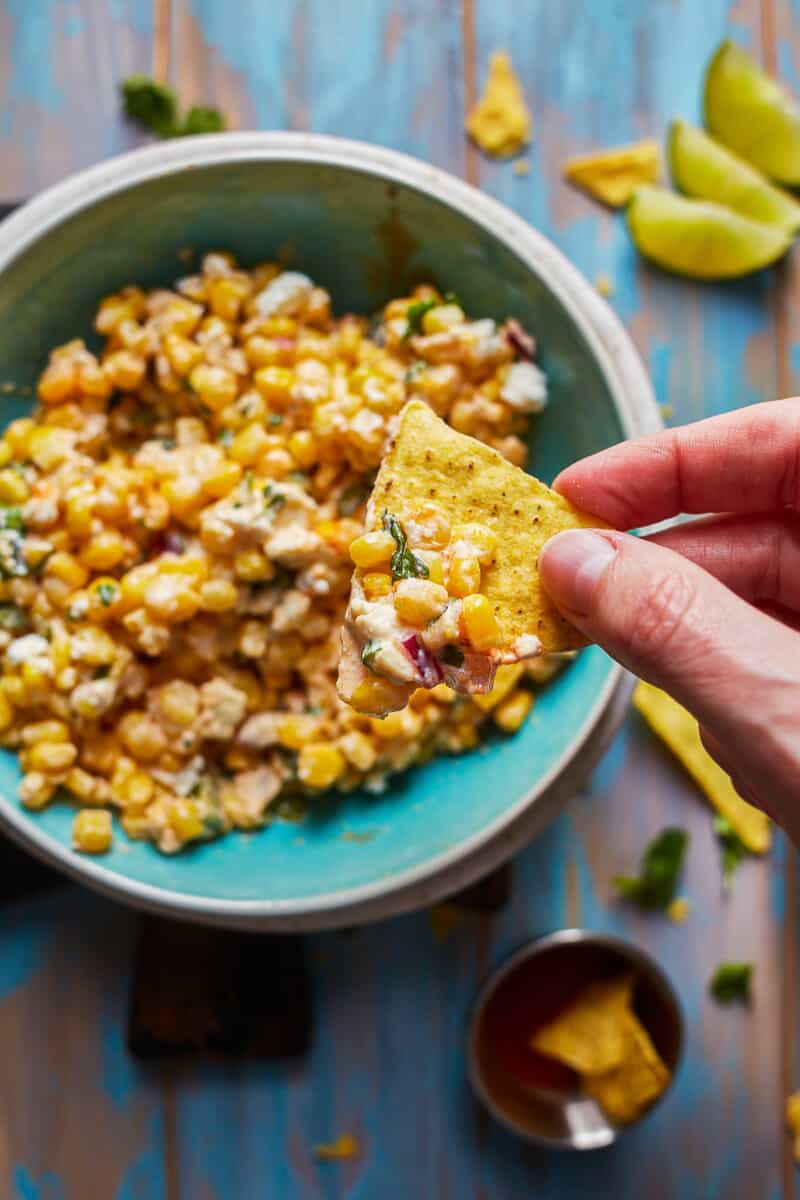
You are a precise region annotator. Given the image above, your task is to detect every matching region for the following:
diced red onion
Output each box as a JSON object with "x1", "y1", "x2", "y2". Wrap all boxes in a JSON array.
[
  {"x1": 505, "y1": 319, "x2": 535, "y2": 362},
  {"x1": 402, "y1": 634, "x2": 444, "y2": 687},
  {"x1": 441, "y1": 651, "x2": 496, "y2": 695}
]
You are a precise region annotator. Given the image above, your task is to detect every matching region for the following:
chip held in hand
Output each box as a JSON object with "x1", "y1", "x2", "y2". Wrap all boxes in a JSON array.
[{"x1": 337, "y1": 400, "x2": 606, "y2": 716}]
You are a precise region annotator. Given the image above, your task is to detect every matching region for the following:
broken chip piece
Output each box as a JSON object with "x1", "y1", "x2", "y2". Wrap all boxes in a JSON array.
[
  {"x1": 337, "y1": 400, "x2": 605, "y2": 716},
  {"x1": 633, "y1": 681, "x2": 770, "y2": 854},
  {"x1": 563, "y1": 139, "x2": 660, "y2": 207},
  {"x1": 466, "y1": 51, "x2": 531, "y2": 157},
  {"x1": 530, "y1": 975, "x2": 635, "y2": 1075},
  {"x1": 583, "y1": 1009, "x2": 671, "y2": 1124},
  {"x1": 787, "y1": 1092, "x2": 800, "y2": 1162}
]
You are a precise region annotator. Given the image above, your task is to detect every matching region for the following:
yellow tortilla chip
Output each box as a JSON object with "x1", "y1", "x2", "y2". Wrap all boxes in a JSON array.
[
  {"x1": 471, "y1": 663, "x2": 526, "y2": 712},
  {"x1": 466, "y1": 51, "x2": 531, "y2": 157},
  {"x1": 530, "y1": 975, "x2": 635, "y2": 1075},
  {"x1": 563, "y1": 140, "x2": 660, "y2": 207},
  {"x1": 786, "y1": 1091, "x2": 800, "y2": 1162},
  {"x1": 667, "y1": 897, "x2": 691, "y2": 924},
  {"x1": 633, "y1": 681, "x2": 770, "y2": 854},
  {"x1": 585, "y1": 1009, "x2": 670, "y2": 1124},
  {"x1": 367, "y1": 400, "x2": 605, "y2": 653},
  {"x1": 313, "y1": 1134, "x2": 359, "y2": 1161}
]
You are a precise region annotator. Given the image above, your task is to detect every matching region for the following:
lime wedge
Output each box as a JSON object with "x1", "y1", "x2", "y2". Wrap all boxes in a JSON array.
[
  {"x1": 704, "y1": 40, "x2": 800, "y2": 185},
  {"x1": 627, "y1": 185, "x2": 791, "y2": 279},
  {"x1": 669, "y1": 120, "x2": 800, "y2": 233}
]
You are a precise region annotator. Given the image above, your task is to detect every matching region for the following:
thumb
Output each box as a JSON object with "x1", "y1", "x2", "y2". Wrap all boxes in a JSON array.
[{"x1": 538, "y1": 529, "x2": 800, "y2": 755}]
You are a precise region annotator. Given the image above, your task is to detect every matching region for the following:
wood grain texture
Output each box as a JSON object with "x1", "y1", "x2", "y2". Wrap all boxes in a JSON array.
[{"x1": 0, "y1": 1, "x2": 798, "y2": 1197}]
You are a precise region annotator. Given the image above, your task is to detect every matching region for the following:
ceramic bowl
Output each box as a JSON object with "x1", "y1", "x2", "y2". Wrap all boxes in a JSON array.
[
  {"x1": 467, "y1": 930, "x2": 684, "y2": 1149},
  {"x1": 0, "y1": 133, "x2": 658, "y2": 929}
]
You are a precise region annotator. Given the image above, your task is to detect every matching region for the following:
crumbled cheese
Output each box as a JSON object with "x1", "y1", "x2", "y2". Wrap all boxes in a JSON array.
[
  {"x1": 252, "y1": 271, "x2": 312, "y2": 317},
  {"x1": 6, "y1": 634, "x2": 48, "y2": 664},
  {"x1": 500, "y1": 361, "x2": 548, "y2": 412}
]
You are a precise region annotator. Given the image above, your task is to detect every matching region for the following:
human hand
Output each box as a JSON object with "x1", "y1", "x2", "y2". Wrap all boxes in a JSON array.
[{"x1": 539, "y1": 398, "x2": 800, "y2": 842}]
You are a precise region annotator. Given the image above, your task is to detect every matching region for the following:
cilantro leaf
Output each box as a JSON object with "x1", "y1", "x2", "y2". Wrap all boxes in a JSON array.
[
  {"x1": 709, "y1": 962, "x2": 752, "y2": 1003},
  {"x1": 613, "y1": 827, "x2": 688, "y2": 910},
  {"x1": 403, "y1": 299, "x2": 438, "y2": 339},
  {"x1": 97, "y1": 582, "x2": 118, "y2": 607},
  {"x1": 382, "y1": 511, "x2": 429, "y2": 580},
  {"x1": 0, "y1": 507, "x2": 24, "y2": 531},
  {"x1": 404, "y1": 361, "x2": 426, "y2": 384},
  {"x1": 439, "y1": 644, "x2": 464, "y2": 668},
  {"x1": 361, "y1": 641, "x2": 380, "y2": 671},
  {"x1": 180, "y1": 105, "x2": 225, "y2": 136},
  {"x1": 121, "y1": 75, "x2": 179, "y2": 137},
  {"x1": 713, "y1": 815, "x2": 748, "y2": 893}
]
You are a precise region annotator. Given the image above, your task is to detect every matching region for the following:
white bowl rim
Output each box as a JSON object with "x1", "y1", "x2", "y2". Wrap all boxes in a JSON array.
[{"x1": 0, "y1": 132, "x2": 661, "y2": 928}]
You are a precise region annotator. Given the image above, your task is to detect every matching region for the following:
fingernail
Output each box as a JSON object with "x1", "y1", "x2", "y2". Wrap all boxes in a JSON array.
[{"x1": 539, "y1": 530, "x2": 617, "y2": 616}]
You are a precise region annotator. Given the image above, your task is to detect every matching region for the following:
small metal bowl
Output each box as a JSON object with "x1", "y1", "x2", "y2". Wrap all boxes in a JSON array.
[{"x1": 467, "y1": 929, "x2": 683, "y2": 1151}]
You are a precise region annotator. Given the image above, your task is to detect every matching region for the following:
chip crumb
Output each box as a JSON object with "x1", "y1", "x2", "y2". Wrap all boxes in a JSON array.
[
  {"x1": 314, "y1": 1134, "x2": 359, "y2": 1162},
  {"x1": 341, "y1": 830, "x2": 376, "y2": 844},
  {"x1": 0, "y1": 382, "x2": 16, "y2": 393},
  {"x1": 659, "y1": 402, "x2": 674, "y2": 421},
  {"x1": 786, "y1": 1092, "x2": 800, "y2": 1162},
  {"x1": 466, "y1": 51, "x2": 531, "y2": 157},
  {"x1": 595, "y1": 273, "x2": 614, "y2": 298},
  {"x1": 513, "y1": 158, "x2": 531, "y2": 177},
  {"x1": 563, "y1": 139, "x2": 660, "y2": 207},
  {"x1": 428, "y1": 903, "x2": 463, "y2": 943},
  {"x1": 667, "y1": 897, "x2": 691, "y2": 924}
]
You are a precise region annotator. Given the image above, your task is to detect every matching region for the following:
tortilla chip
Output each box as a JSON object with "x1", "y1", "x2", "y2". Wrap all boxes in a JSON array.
[
  {"x1": 584, "y1": 1010, "x2": 670, "y2": 1124},
  {"x1": 530, "y1": 975, "x2": 635, "y2": 1075},
  {"x1": 366, "y1": 400, "x2": 606, "y2": 653},
  {"x1": 786, "y1": 1091, "x2": 800, "y2": 1162},
  {"x1": 466, "y1": 51, "x2": 531, "y2": 158},
  {"x1": 563, "y1": 140, "x2": 660, "y2": 207},
  {"x1": 313, "y1": 1134, "x2": 359, "y2": 1161},
  {"x1": 633, "y1": 681, "x2": 770, "y2": 855}
]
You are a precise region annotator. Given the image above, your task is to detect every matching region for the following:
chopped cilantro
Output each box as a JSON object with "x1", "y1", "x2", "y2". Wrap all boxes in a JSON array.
[
  {"x1": 121, "y1": 75, "x2": 225, "y2": 139},
  {"x1": 244, "y1": 469, "x2": 254, "y2": 491},
  {"x1": 709, "y1": 962, "x2": 752, "y2": 1003},
  {"x1": 439, "y1": 644, "x2": 464, "y2": 668},
  {"x1": 121, "y1": 75, "x2": 179, "y2": 138},
  {"x1": 404, "y1": 360, "x2": 427, "y2": 384},
  {"x1": 180, "y1": 105, "x2": 225, "y2": 136},
  {"x1": 382, "y1": 510, "x2": 429, "y2": 581},
  {"x1": 93, "y1": 664, "x2": 112, "y2": 679},
  {"x1": 713, "y1": 815, "x2": 748, "y2": 892},
  {"x1": 289, "y1": 470, "x2": 309, "y2": 484},
  {"x1": 97, "y1": 582, "x2": 118, "y2": 607},
  {"x1": 160, "y1": 437, "x2": 175, "y2": 450},
  {"x1": 443, "y1": 290, "x2": 461, "y2": 306},
  {"x1": 403, "y1": 298, "x2": 438, "y2": 339},
  {"x1": 362, "y1": 642, "x2": 381, "y2": 670},
  {"x1": 217, "y1": 429, "x2": 233, "y2": 445},
  {"x1": 268, "y1": 413, "x2": 284, "y2": 426},
  {"x1": 613, "y1": 827, "x2": 688, "y2": 910},
  {"x1": 263, "y1": 487, "x2": 286, "y2": 515},
  {"x1": 0, "y1": 603, "x2": 29, "y2": 634},
  {"x1": 0, "y1": 507, "x2": 24, "y2": 531}
]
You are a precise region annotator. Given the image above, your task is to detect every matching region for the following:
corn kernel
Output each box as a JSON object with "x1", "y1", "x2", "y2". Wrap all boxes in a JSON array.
[
  {"x1": 0, "y1": 442, "x2": 11, "y2": 468},
  {"x1": 110, "y1": 758, "x2": 155, "y2": 809},
  {"x1": 119, "y1": 711, "x2": 167, "y2": 761},
  {"x1": 228, "y1": 422, "x2": 271, "y2": 466},
  {"x1": 73, "y1": 808, "x2": 113, "y2": 853},
  {"x1": 72, "y1": 624, "x2": 116, "y2": 665},
  {"x1": 103, "y1": 349, "x2": 146, "y2": 390},
  {"x1": 160, "y1": 475, "x2": 204, "y2": 518},
  {"x1": 288, "y1": 430, "x2": 317, "y2": 468},
  {"x1": 28, "y1": 426, "x2": 75, "y2": 471},
  {"x1": 338, "y1": 730, "x2": 377, "y2": 772},
  {"x1": 208, "y1": 276, "x2": 249, "y2": 321},
  {"x1": 493, "y1": 689, "x2": 533, "y2": 733},
  {"x1": 38, "y1": 358, "x2": 77, "y2": 405},
  {"x1": 277, "y1": 713, "x2": 323, "y2": 750},
  {"x1": 448, "y1": 556, "x2": 481, "y2": 598},
  {"x1": 28, "y1": 740, "x2": 78, "y2": 773},
  {"x1": 199, "y1": 578, "x2": 239, "y2": 612},
  {"x1": 254, "y1": 365, "x2": 294, "y2": 405},
  {"x1": 163, "y1": 333, "x2": 203, "y2": 377},
  {"x1": 298, "y1": 742, "x2": 345, "y2": 789},
  {"x1": 349, "y1": 530, "x2": 396, "y2": 569},
  {"x1": 0, "y1": 470, "x2": 29, "y2": 504},
  {"x1": 5, "y1": 418, "x2": 35, "y2": 458},
  {"x1": 0, "y1": 690, "x2": 13, "y2": 732},
  {"x1": 421, "y1": 303, "x2": 464, "y2": 334},
  {"x1": 144, "y1": 576, "x2": 201, "y2": 623},
  {"x1": 461, "y1": 594, "x2": 502, "y2": 651},
  {"x1": 362, "y1": 572, "x2": 393, "y2": 600},
  {"x1": 167, "y1": 799, "x2": 205, "y2": 843},
  {"x1": 234, "y1": 550, "x2": 274, "y2": 582},
  {"x1": 22, "y1": 720, "x2": 69, "y2": 746},
  {"x1": 0, "y1": 676, "x2": 25, "y2": 706},
  {"x1": 19, "y1": 771, "x2": 55, "y2": 810},
  {"x1": 80, "y1": 530, "x2": 125, "y2": 571},
  {"x1": 349, "y1": 677, "x2": 408, "y2": 716},
  {"x1": 393, "y1": 578, "x2": 449, "y2": 625},
  {"x1": 65, "y1": 491, "x2": 94, "y2": 537},
  {"x1": 46, "y1": 551, "x2": 89, "y2": 590},
  {"x1": 451, "y1": 523, "x2": 498, "y2": 565},
  {"x1": 158, "y1": 680, "x2": 200, "y2": 727},
  {"x1": 202, "y1": 458, "x2": 242, "y2": 498},
  {"x1": 188, "y1": 364, "x2": 238, "y2": 411}
]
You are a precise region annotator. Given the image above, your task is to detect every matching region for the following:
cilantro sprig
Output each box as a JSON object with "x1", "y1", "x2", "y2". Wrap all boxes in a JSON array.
[
  {"x1": 709, "y1": 962, "x2": 752, "y2": 1003},
  {"x1": 713, "y1": 816, "x2": 749, "y2": 892},
  {"x1": 382, "y1": 511, "x2": 429, "y2": 581},
  {"x1": 121, "y1": 75, "x2": 225, "y2": 140},
  {"x1": 613, "y1": 827, "x2": 688, "y2": 910}
]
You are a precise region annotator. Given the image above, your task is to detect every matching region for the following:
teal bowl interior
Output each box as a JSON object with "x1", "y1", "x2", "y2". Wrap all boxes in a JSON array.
[{"x1": 0, "y1": 149, "x2": 626, "y2": 913}]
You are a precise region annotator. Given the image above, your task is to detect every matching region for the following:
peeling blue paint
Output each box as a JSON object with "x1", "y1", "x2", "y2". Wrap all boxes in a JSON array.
[
  {"x1": 114, "y1": 1115, "x2": 167, "y2": 1200},
  {"x1": 0, "y1": 918, "x2": 48, "y2": 1001},
  {"x1": 12, "y1": 1167, "x2": 65, "y2": 1200},
  {"x1": 6, "y1": 0, "x2": 64, "y2": 112}
]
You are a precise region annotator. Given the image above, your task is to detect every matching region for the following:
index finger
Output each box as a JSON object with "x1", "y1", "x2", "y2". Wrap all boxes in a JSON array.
[{"x1": 553, "y1": 397, "x2": 800, "y2": 528}]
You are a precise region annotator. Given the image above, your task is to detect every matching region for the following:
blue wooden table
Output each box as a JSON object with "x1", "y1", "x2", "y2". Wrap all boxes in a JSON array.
[{"x1": 1, "y1": 2, "x2": 798, "y2": 1197}]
